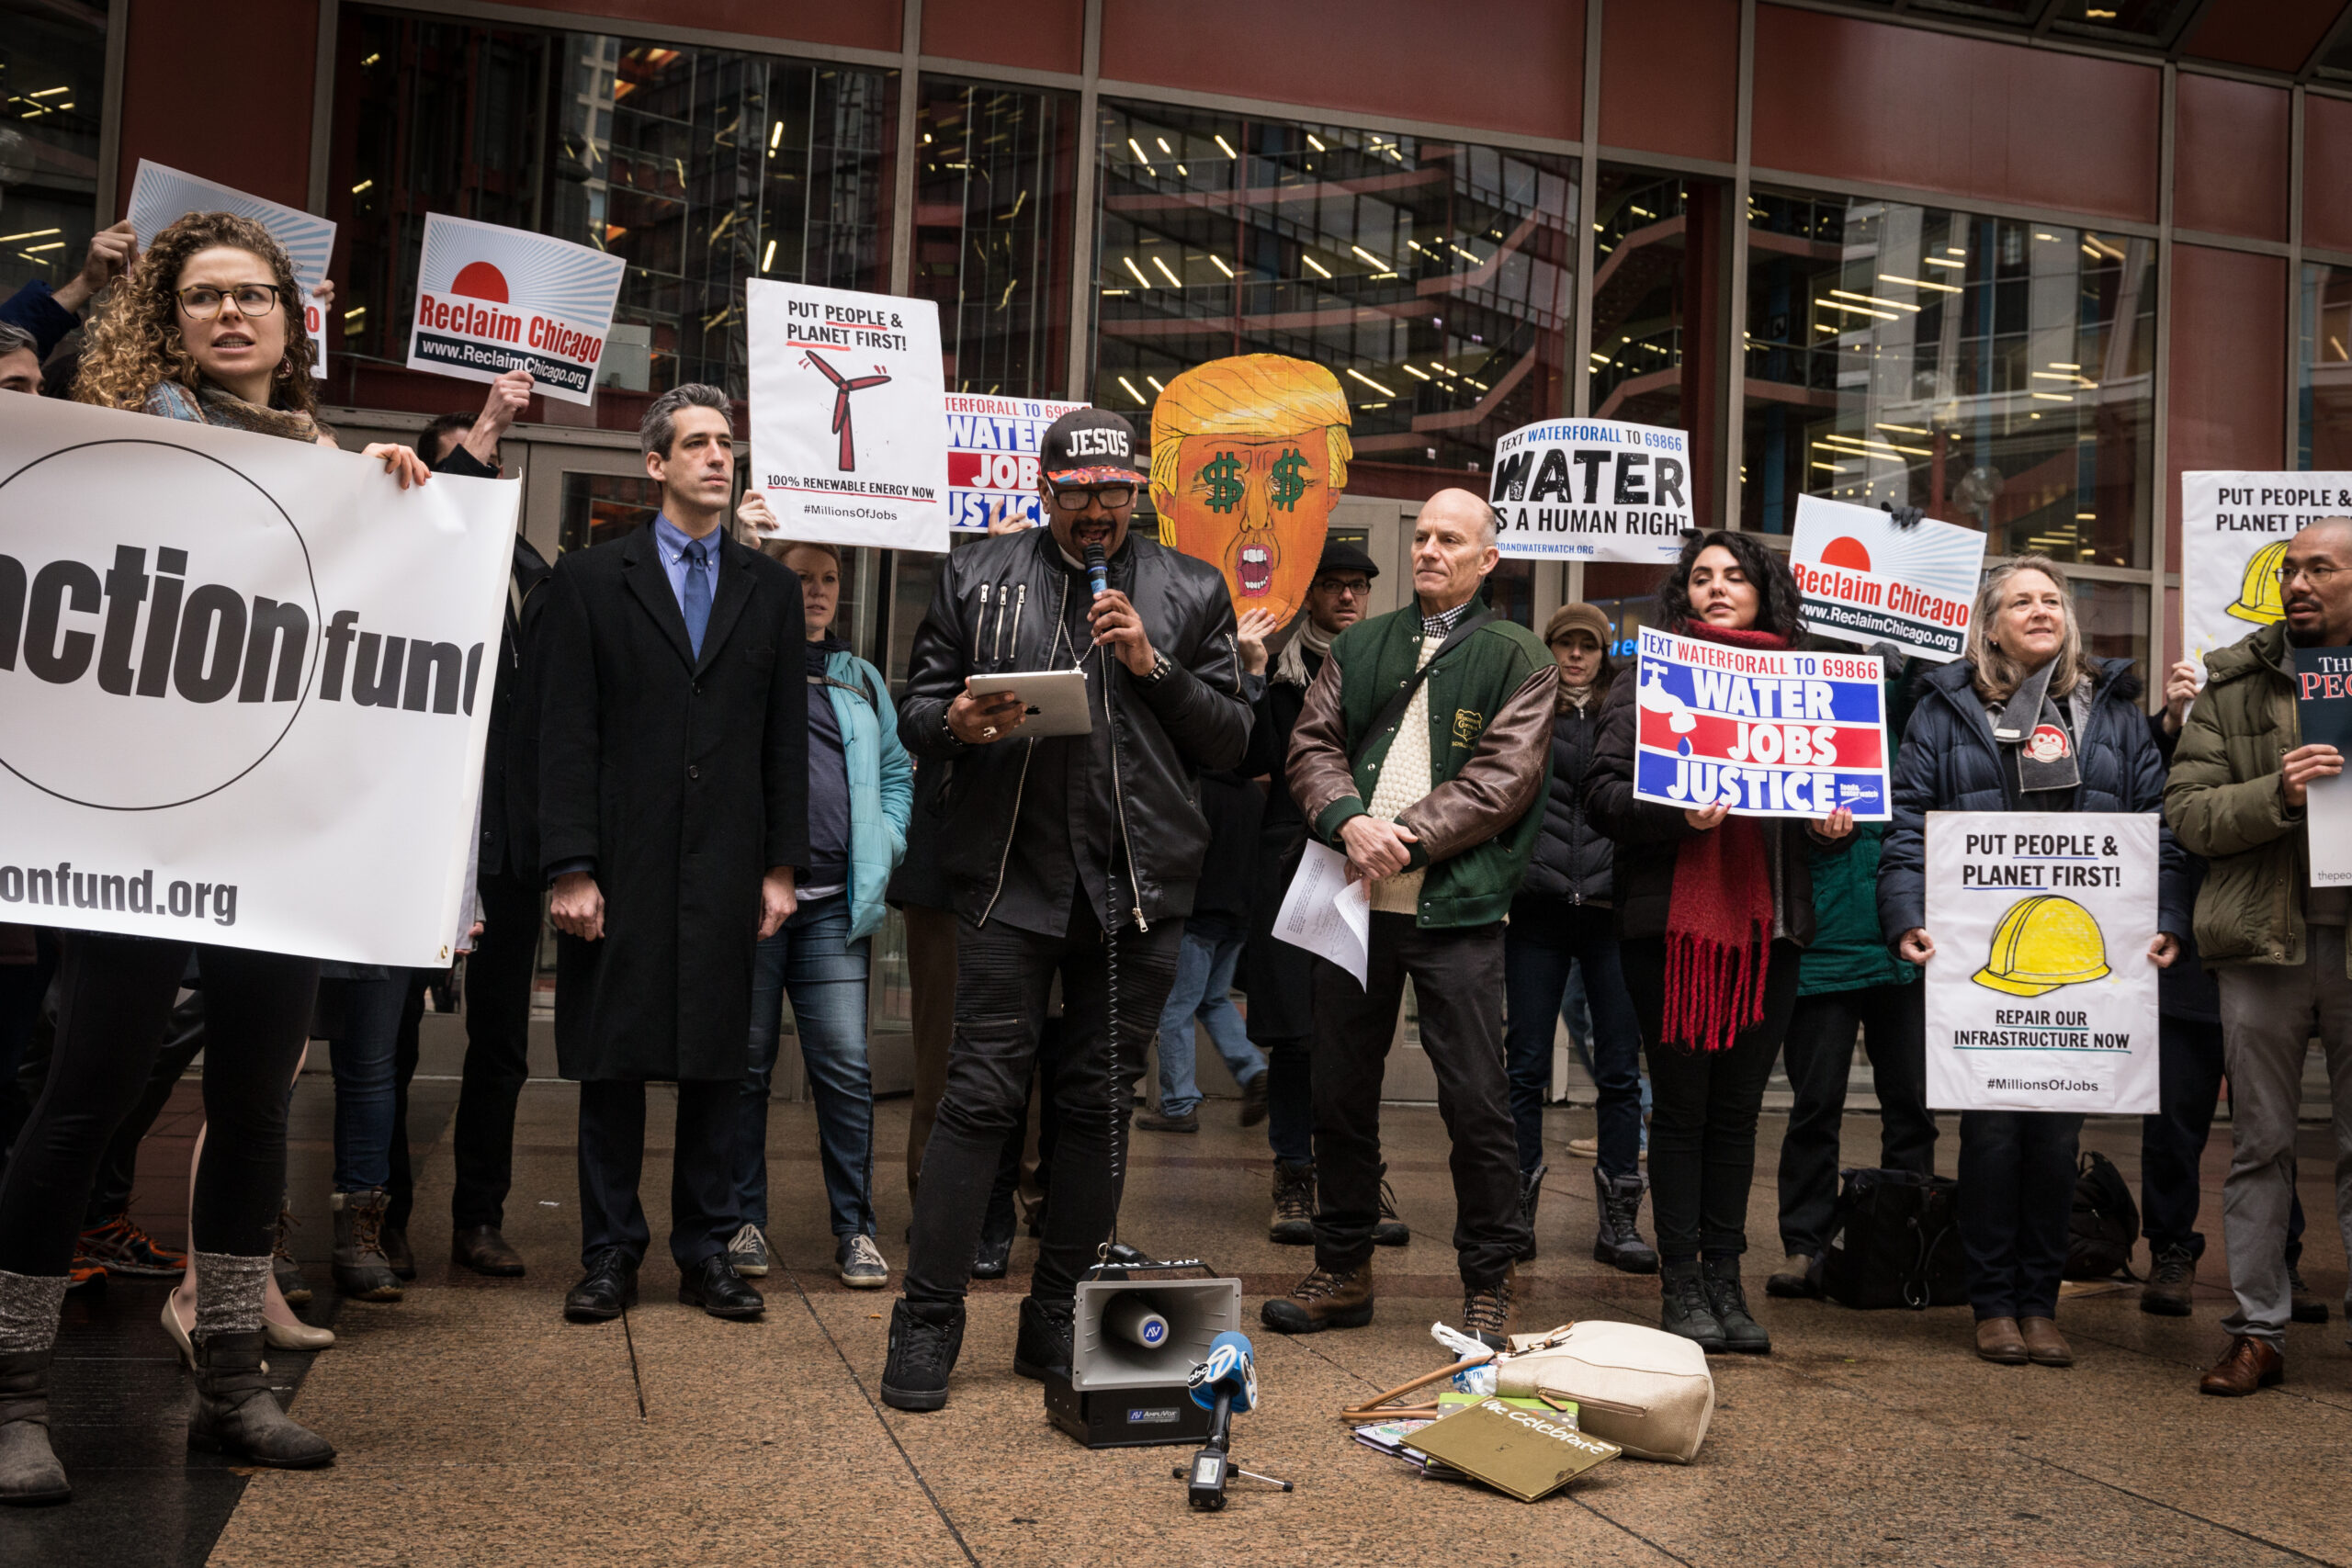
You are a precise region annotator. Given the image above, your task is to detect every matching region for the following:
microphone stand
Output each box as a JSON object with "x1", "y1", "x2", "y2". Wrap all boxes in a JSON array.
[{"x1": 1176, "y1": 1387, "x2": 1292, "y2": 1510}]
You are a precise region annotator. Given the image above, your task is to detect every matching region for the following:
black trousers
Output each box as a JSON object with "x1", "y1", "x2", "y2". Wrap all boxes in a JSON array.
[
  {"x1": 2140, "y1": 1012, "x2": 2308, "y2": 1260},
  {"x1": 1958, "y1": 1111, "x2": 2080, "y2": 1322},
  {"x1": 385, "y1": 970, "x2": 428, "y2": 1232},
  {"x1": 0, "y1": 935, "x2": 315, "y2": 1274},
  {"x1": 903, "y1": 899, "x2": 1182, "y2": 1308},
  {"x1": 575, "y1": 1077, "x2": 741, "y2": 1270},
  {"x1": 1623, "y1": 937, "x2": 1803, "y2": 1262},
  {"x1": 452, "y1": 867, "x2": 542, "y2": 1231},
  {"x1": 1311, "y1": 913, "x2": 1528, "y2": 1287},
  {"x1": 1776, "y1": 981, "x2": 1938, "y2": 1257}
]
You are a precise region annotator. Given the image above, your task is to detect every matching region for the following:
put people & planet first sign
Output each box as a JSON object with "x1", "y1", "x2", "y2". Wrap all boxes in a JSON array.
[
  {"x1": 1487, "y1": 417, "x2": 1690, "y2": 564},
  {"x1": 2180, "y1": 471, "x2": 2352, "y2": 676},
  {"x1": 1921, "y1": 812, "x2": 2160, "y2": 1114}
]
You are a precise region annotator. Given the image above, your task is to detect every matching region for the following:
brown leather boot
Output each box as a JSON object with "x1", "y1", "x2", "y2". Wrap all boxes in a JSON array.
[
  {"x1": 1974, "y1": 1317, "x2": 2028, "y2": 1364},
  {"x1": 1260, "y1": 1260, "x2": 1374, "y2": 1334},
  {"x1": 2199, "y1": 1335, "x2": 2284, "y2": 1396},
  {"x1": 2019, "y1": 1317, "x2": 2073, "y2": 1367}
]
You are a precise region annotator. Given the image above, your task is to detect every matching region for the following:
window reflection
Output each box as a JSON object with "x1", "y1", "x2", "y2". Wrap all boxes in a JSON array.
[
  {"x1": 2299, "y1": 263, "x2": 2352, "y2": 470},
  {"x1": 1093, "y1": 102, "x2": 1576, "y2": 486},
  {"x1": 1741, "y1": 189, "x2": 2154, "y2": 569},
  {"x1": 0, "y1": 5, "x2": 107, "y2": 299},
  {"x1": 1590, "y1": 171, "x2": 1696, "y2": 430}
]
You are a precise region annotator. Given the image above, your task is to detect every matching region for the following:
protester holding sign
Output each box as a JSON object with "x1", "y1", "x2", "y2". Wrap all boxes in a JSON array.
[
  {"x1": 1880, "y1": 557, "x2": 2180, "y2": 1371},
  {"x1": 2164, "y1": 516, "x2": 2352, "y2": 1396},
  {"x1": 1588, "y1": 530, "x2": 1855, "y2": 1357},
  {"x1": 0, "y1": 213, "x2": 447, "y2": 1503}
]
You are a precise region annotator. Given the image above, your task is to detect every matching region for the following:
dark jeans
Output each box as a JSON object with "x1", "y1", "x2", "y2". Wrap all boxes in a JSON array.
[
  {"x1": 0, "y1": 929, "x2": 58, "y2": 1167},
  {"x1": 0, "y1": 935, "x2": 316, "y2": 1274},
  {"x1": 11, "y1": 981, "x2": 205, "y2": 1224},
  {"x1": 1311, "y1": 914, "x2": 1527, "y2": 1287},
  {"x1": 1957, "y1": 1110, "x2": 2080, "y2": 1322},
  {"x1": 575, "y1": 1077, "x2": 741, "y2": 1270},
  {"x1": 320, "y1": 972, "x2": 413, "y2": 1192},
  {"x1": 1260, "y1": 1033, "x2": 1314, "y2": 1166},
  {"x1": 2140, "y1": 1013, "x2": 2307, "y2": 1261},
  {"x1": 386, "y1": 974, "x2": 426, "y2": 1233},
  {"x1": 1776, "y1": 981, "x2": 1938, "y2": 1257},
  {"x1": 1623, "y1": 937, "x2": 1803, "y2": 1262},
  {"x1": 1504, "y1": 901, "x2": 1644, "y2": 1178},
  {"x1": 741, "y1": 894, "x2": 873, "y2": 1238},
  {"x1": 902, "y1": 903, "x2": 958, "y2": 1199},
  {"x1": 452, "y1": 866, "x2": 539, "y2": 1231},
  {"x1": 903, "y1": 897, "x2": 1182, "y2": 1308}
]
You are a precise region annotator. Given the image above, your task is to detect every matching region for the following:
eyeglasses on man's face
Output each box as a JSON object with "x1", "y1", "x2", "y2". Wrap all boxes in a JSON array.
[
  {"x1": 175, "y1": 284, "x2": 286, "y2": 321},
  {"x1": 2277, "y1": 560, "x2": 2349, "y2": 588},
  {"x1": 1313, "y1": 576, "x2": 1371, "y2": 598}
]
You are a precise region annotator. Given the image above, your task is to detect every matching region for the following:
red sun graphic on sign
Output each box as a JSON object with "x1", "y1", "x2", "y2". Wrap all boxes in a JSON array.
[
  {"x1": 1821, "y1": 536, "x2": 1872, "y2": 572},
  {"x1": 450, "y1": 261, "x2": 510, "y2": 302}
]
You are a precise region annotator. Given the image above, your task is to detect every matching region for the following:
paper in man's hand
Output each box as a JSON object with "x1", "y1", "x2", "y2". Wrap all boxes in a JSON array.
[{"x1": 1273, "y1": 840, "x2": 1370, "y2": 987}]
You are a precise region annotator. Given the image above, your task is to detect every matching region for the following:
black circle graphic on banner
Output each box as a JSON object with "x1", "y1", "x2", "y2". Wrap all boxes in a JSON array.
[{"x1": 0, "y1": 438, "x2": 321, "y2": 810}]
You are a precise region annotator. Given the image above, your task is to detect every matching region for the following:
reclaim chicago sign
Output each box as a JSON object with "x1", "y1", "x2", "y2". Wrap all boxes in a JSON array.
[{"x1": 0, "y1": 397, "x2": 514, "y2": 964}]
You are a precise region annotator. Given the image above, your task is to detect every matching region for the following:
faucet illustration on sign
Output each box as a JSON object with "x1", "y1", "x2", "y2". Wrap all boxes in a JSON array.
[{"x1": 804, "y1": 353, "x2": 893, "y2": 471}]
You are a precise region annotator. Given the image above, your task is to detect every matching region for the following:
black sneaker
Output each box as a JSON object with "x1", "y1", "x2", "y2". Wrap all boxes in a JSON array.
[
  {"x1": 1373, "y1": 1172, "x2": 1409, "y2": 1247},
  {"x1": 1012, "y1": 1295, "x2": 1074, "y2": 1382},
  {"x1": 880, "y1": 1300, "x2": 966, "y2": 1412},
  {"x1": 2141, "y1": 1244, "x2": 2195, "y2": 1317}
]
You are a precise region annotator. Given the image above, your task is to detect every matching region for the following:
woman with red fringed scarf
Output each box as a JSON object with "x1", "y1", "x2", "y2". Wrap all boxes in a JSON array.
[{"x1": 1587, "y1": 530, "x2": 1854, "y2": 1356}]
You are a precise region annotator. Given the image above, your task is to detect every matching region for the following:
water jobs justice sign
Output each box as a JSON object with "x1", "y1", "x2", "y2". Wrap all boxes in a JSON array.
[
  {"x1": 1487, "y1": 418, "x2": 1691, "y2": 565},
  {"x1": 946, "y1": 395, "x2": 1090, "y2": 532},
  {"x1": 1922, "y1": 813, "x2": 2160, "y2": 1114},
  {"x1": 1788, "y1": 494, "x2": 1985, "y2": 663},
  {"x1": 403, "y1": 214, "x2": 627, "y2": 407},
  {"x1": 1630, "y1": 628, "x2": 1891, "y2": 820}
]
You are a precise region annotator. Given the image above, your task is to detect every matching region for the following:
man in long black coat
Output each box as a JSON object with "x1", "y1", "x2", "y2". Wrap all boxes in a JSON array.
[{"x1": 536, "y1": 384, "x2": 808, "y2": 1324}]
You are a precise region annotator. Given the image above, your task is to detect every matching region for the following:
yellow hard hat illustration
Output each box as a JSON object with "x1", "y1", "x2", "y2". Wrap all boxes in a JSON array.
[
  {"x1": 1972, "y1": 895, "x2": 2110, "y2": 997},
  {"x1": 2226, "y1": 539, "x2": 2289, "y2": 625}
]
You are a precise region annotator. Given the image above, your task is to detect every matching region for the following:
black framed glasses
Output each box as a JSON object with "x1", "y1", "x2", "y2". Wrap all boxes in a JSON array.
[
  {"x1": 1051, "y1": 484, "x2": 1135, "y2": 510},
  {"x1": 1313, "y1": 576, "x2": 1372, "y2": 597},
  {"x1": 175, "y1": 284, "x2": 286, "y2": 321}
]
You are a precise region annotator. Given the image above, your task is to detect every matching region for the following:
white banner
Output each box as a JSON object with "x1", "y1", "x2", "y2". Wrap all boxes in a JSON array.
[
  {"x1": 1922, "y1": 812, "x2": 2161, "y2": 1114},
  {"x1": 127, "y1": 161, "x2": 336, "y2": 380},
  {"x1": 748, "y1": 279, "x2": 949, "y2": 552},
  {"x1": 405, "y1": 213, "x2": 626, "y2": 407},
  {"x1": 1487, "y1": 417, "x2": 1690, "y2": 564},
  {"x1": 945, "y1": 393, "x2": 1090, "y2": 533},
  {"x1": 0, "y1": 397, "x2": 515, "y2": 965},
  {"x1": 2180, "y1": 471, "x2": 2352, "y2": 677},
  {"x1": 1789, "y1": 494, "x2": 1984, "y2": 663}
]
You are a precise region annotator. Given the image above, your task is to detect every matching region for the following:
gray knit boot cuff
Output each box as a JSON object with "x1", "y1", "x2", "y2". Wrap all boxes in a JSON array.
[
  {"x1": 193, "y1": 1252, "x2": 272, "y2": 1342},
  {"x1": 0, "y1": 1271, "x2": 70, "y2": 1355}
]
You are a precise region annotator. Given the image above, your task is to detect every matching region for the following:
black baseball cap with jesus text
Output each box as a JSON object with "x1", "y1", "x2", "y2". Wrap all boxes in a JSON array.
[{"x1": 1040, "y1": 407, "x2": 1143, "y2": 487}]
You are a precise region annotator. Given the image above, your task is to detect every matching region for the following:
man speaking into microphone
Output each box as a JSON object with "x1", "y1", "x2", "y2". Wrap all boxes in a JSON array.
[{"x1": 881, "y1": 409, "x2": 1250, "y2": 1413}]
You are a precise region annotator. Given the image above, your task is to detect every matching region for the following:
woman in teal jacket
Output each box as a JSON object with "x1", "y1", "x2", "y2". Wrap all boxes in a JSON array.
[{"x1": 729, "y1": 532, "x2": 912, "y2": 1289}]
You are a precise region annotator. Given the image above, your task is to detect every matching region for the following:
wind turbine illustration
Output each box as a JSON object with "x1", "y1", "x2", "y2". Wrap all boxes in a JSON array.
[{"x1": 805, "y1": 352, "x2": 893, "y2": 471}]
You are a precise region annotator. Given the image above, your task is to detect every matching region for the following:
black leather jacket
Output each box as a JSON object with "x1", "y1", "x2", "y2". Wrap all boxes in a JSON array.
[{"x1": 899, "y1": 525, "x2": 1251, "y2": 931}]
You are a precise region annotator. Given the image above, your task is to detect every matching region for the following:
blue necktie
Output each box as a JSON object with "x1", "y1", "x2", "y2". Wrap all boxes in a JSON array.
[{"x1": 682, "y1": 538, "x2": 711, "y2": 659}]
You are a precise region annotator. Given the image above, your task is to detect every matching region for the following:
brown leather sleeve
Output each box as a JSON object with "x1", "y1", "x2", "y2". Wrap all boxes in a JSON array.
[
  {"x1": 1396, "y1": 660, "x2": 1558, "y2": 864},
  {"x1": 1285, "y1": 648, "x2": 1364, "y2": 841}
]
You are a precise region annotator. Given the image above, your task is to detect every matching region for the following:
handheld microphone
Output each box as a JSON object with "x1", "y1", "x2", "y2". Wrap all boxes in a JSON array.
[{"x1": 1085, "y1": 542, "x2": 1109, "y2": 599}]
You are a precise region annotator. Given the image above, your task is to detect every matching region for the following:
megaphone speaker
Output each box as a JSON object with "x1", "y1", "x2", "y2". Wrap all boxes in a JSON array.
[{"x1": 1045, "y1": 1273, "x2": 1241, "y2": 1449}]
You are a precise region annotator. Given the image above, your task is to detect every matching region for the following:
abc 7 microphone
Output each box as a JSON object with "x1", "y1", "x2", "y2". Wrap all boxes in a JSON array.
[{"x1": 1180, "y1": 1332, "x2": 1260, "y2": 1511}]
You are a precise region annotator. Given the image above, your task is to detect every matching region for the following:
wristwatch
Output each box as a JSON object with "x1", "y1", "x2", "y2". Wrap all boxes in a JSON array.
[{"x1": 1137, "y1": 650, "x2": 1173, "y2": 685}]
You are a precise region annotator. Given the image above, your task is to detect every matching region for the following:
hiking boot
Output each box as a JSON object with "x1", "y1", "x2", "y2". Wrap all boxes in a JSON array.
[
  {"x1": 1767, "y1": 1251, "x2": 1817, "y2": 1300},
  {"x1": 1012, "y1": 1295, "x2": 1074, "y2": 1382},
  {"x1": 726, "y1": 1224, "x2": 770, "y2": 1279},
  {"x1": 330, "y1": 1190, "x2": 402, "y2": 1302},
  {"x1": 1515, "y1": 1163, "x2": 1545, "y2": 1263},
  {"x1": 1462, "y1": 1267, "x2": 1515, "y2": 1352},
  {"x1": 2140, "y1": 1244, "x2": 2195, "y2": 1317},
  {"x1": 271, "y1": 1206, "x2": 311, "y2": 1307},
  {"x1": 1269, "y1": 1161, "x2": 1317, "y2": 1247},
  {"x1": 1659, "y1": 1259, "x2": 1726, "y2": 1352},
  {"x1": 2288, "y1": 1261, "x2": 2330, "y2": 1325},
  {"x1": 1593, "y1": 1169, "x2": 1660, "y2": 1274},
  {"x1": 0, "y1": 1349, "x2": 69, "y2": 1506},
  {"x1": 76, "y1": 1210, "x2": 186, "y2": 1279},
  {"x1": 1261, "y1": 1261, "x2": 1374, "y2": 1335},
  {"x1": 188, "y1": 1331, "x2": 334, "y2": 1469},
  {"x1": 880, "y1": 1300, "x2": 966, "y2": 1412},
  {"x1": 1373, "y1": 1168, "x2": 1409, "y2": 1247},
  {"x1": 1702, "y1": 1256, "x2": 1770, "y2": 1355},
  {"x1": 1239, "y1": 1071, "x2": 1270, "y2": 1127}
]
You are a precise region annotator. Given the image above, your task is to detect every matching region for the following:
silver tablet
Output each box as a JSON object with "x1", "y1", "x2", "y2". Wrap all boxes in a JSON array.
[{"x1": 964, "y1": 669, "x2": 1093, "y2": 739}]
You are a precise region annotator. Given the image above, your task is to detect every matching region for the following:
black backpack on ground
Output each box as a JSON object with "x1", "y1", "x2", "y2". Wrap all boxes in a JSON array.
[
  {"x1": 1821, "y1": 1168, "x2": 1969, "y2": 1310},
  {"x1": 2065, "y1": 1150, "x2": 2140, "y2": 1280}
]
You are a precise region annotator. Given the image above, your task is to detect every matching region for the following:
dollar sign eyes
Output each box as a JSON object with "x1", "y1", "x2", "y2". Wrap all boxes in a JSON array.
[
  {"x1": 1199, "y1": 451, "x2": 1246, "y2": 513},
  {"x1": 1270, "y1": 447, "x2": 1310, "y2": 512}
]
